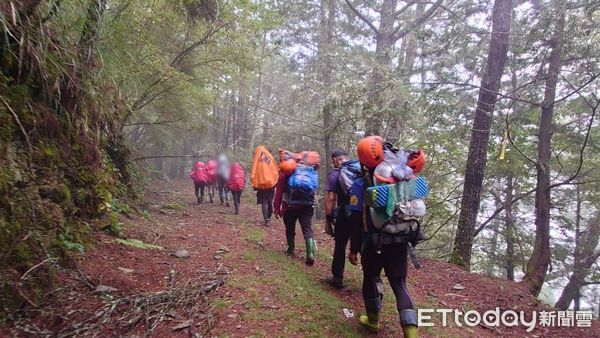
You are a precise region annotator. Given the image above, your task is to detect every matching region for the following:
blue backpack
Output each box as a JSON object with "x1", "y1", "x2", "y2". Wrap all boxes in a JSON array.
[
  {"x1": 338, "y1": 159, "x2": 362, "y2": 195},
  {"x1": 287, "y1": 165, "x2": 318, "y2": 205}
]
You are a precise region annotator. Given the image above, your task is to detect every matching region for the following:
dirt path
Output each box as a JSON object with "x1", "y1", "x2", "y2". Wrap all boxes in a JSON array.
[{"x1": 5, "y1": 178, "x2": 598, "y2": 337}]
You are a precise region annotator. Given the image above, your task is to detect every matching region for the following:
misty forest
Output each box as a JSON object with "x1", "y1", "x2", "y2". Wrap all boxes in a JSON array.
[{"x1": 1, "y1": 0, "x2": 599, "y2": 336}]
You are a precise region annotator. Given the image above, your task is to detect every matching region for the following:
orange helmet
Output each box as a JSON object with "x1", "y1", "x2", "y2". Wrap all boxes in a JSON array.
[
  {"x1": 357, "y1": 136, "x2": 384, "y2": 168},
  {"x1": 279, "y1": 159, "x2": 298, "y2": 174},
  {"x1": 407, "y1": 150, "x2": 426, "y2": 173}
]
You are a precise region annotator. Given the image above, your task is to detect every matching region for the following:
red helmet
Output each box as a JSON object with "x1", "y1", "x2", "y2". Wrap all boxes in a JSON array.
[
  {"x1": 407, "y1": 150, "x2": 426, "y2": 173},
  {"x1": 357, "y1": 136, "x2": 384, "y2": 168}
]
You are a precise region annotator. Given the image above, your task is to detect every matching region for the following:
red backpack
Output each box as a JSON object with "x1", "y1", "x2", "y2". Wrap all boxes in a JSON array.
[
  {"x1": 227, "y1": 162, "x2": 246, "y2": 192},
  {"x1": 190, "y1": 162, "x2": 208, "y2": 184},
  {"x1": 206, "y1": 160, "x2": 217, "y2": 183}
]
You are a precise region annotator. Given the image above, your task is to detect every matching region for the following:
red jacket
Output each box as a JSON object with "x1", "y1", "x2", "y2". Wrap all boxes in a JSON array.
[{"x1": 273, "y1": 173, "x2": 304, "y2": 216}]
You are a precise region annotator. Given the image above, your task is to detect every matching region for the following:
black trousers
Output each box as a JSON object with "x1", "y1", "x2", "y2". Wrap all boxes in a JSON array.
[
  {"x1": 331, "y1": 214, "x2": 351, "y2": 280},
  {"x1": 206, "y1": 182, "x2": 214, "y2": 202},
  {"x1": 194, "y1": 182, "x2": 206, "y2": 202},
  {"x1": 283, "y1": 206, "x2": 314, "y2": 245},
  {"x1": 231, "y1": 190, "x2": 241, "y2": 213},
  {"x1": 256, "y1": 188, "x2": 275, "y2": 221},
  {"x1": 361, "y1": 242, "x2": 414, "y2": 313},
  {"x1": 217, "y1": 177, "x2": 229, "y2": 204}
]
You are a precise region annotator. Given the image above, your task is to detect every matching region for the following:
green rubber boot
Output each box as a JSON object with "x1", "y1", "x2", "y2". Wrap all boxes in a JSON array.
[
  {"x1": 359, "y1": 313, "x2": 379, "y2": 333},
  {"x1": 403, "y1": 325, "x2": 418, "y2": 338},
  {"x1": 305, "y1": 238, "x2": 315, "y2": 265},
  {"x1": 400, "y1": 309, "x2": 418, "y2": 338}
]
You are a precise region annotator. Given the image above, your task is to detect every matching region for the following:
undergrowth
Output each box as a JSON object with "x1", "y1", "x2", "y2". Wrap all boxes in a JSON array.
[{"x1": 0, "y1": 2, "x2": 146, "y2": 321}]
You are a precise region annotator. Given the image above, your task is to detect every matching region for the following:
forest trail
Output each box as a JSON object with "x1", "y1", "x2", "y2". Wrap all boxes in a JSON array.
[{"x1": 5, "y1": 178, "x2": 598, "y2": 337}]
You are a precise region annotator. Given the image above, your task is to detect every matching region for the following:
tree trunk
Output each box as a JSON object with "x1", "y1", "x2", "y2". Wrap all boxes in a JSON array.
[
  {"x1": 523, "y1": 0, "x2": 566, "y2": 296},
  {"x1": 573, "y1": 184, "x2": 582, "y2": 311},
  {"x1": 505, "y1": 173, "x2": 515, "y2": 281},
  {"x1": 486, "y1": 221, "x2": 500, "y2": 276},
  {"x1": 318, "y1": 0, "x2": 336, "y2": 171},
  {"x1": 255, "y1": 32, "x2": 267, "y2": 145},
  {"x1": 261, "y1": 84, "x2": 272, "y2": 142},
  {"x1": 398, "y1": 3, "x2": 424, "y2": 79},
  {"x1": 450, "y1": 0, "x2": 513, "y2": 269},
  {"x1": 555, "y1": 213, "x2": 600, "y2": 310},
  {"x1": 365, "y1": 0, "x2": 397, "y2": 135},
  {"x1": 555, "y1": 187, "x2": 600, "y2": 310}
]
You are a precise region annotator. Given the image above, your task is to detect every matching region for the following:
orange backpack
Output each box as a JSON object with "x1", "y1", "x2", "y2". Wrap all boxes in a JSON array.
[
  {"x1": 278, "y1": 148, "x2": 321, "y2": 169},
  {"x1": 251, "y1": 146, "x2": 280, "y2": 189}
]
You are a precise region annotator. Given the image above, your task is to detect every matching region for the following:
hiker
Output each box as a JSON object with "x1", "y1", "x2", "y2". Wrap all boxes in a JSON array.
[
  {"x1": 205, "y1": 159, "x2": 218, "y2": 203},
  {"x1": 216, "y1": 153, "x2": 231, "y2": 207},
  {"x1": 324, "y1": 149, "x2": 353, "y2": 289},
  {"x1": 251, "y1": 146, "x2": 279, "y2": 226},
  {"x1": 228, "y1": 162, "x2": 246, "y2": 215},
  {"x1": 189, "y1": 161, "x2": 209, "y2": 204},
  {"x1": 274, "y1": 154, "x2": 319, "y2": 266},
  {"x1": 348, "y1": 136, "x2": 427, "y2": 338}
]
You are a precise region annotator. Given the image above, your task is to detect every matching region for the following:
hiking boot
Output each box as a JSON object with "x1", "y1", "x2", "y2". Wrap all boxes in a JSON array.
[
  {"x1": 305, "y1": 238, "x2": 315, "y2": 266},
  {"x1": 286, "y1": 236, "x2": 295, "y2": 256},
  {"x1": 359, "y1": 313, "x2": 379, "y2": 333},
  {"x1": 325, "y1": 276, "x2": 344, "y2": 289},
  {"x1": 264, "y1": 219, "x2": 270, "y2": 227},
  {"x1": 197, "y1": 197, "x2": 202, "y2": 204},
  {"x1": 400, "y1": 309, "x2": 418, "y2": 338},
  {"x1": 226, "y1": 202, "x2": 230, "y2": 207}
]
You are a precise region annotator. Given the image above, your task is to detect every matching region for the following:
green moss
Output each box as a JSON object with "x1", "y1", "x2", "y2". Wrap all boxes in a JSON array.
[
  {"x1": 116, "y1": 238, "x2": 164, "y2": 250},
  {"x1": 162, "y1": 203, "x2": 185, "y2": 210}
]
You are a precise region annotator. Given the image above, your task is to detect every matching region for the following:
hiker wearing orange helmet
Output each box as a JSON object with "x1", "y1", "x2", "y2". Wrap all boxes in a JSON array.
[
  {"x1": 357, "y1": 135, "x2": 384, "y2": 169},
  {"x1": 350, "y1": 136, "x2": 422, "y2": 338}
]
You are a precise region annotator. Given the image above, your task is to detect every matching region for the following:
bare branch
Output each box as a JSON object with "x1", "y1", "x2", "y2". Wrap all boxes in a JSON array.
[
  {"x1": 548, "y1": 80, "x2": 600, "y2": 189},
  {"x1": 133, "y1": 154, "x2": 213, "y2": 161},
  {"x1": 419, "y1": 81, "x2": 541, "y2": 106},
  {"x1": 394, "y1": 1, "x2": 417, "y2": 18},
  {"x1": 344, "y1": 0, "x2": 380, "y2": 36},
  {"x1": 392, "y1": 0, "x2": 444, "y2": 40},
  {"x1": 170, "y1": 20, "x2": 232, "y2": 67},
  {"x1": 553, "y1": 73, "x2": 600, "y2": 105},
  {"x1": 248, "y1": 103, "x2": 323, "y2": 128},
  {"x1": 124, "y1": 118, "x2": 185, "y2": 127}
]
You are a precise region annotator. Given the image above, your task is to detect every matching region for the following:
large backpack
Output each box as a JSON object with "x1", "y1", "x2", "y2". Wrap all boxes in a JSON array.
[
  {"x1": 190, "y1": 162, "x2": 208, "y2": 184},
  {"x1": 251, "y1": 146, "x2": 279, "y2": 189},
  {"x1": 206, "y1": 160, "x2": 217, "y2": 183},
  {"x1": 286, "y1": 164, "x2": 318, "y2": 206},
  {"x1": 338, "y1": 159, "x2": 362, "y2": 195},
  {"x1": 278, "y1": 148, "x2": 320, "y2": 169},
  {"x1": 227, "y1": 162, "x2": 245, "y2": 192}
]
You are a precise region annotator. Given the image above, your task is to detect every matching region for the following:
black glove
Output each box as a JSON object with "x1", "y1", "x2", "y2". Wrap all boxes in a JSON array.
[
  {"x1": 325, "y1": 214, "x2": 335, "y2": 237},
  {"x1": 326, "y1": 214, "x2": 335, "y2": 225}
]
